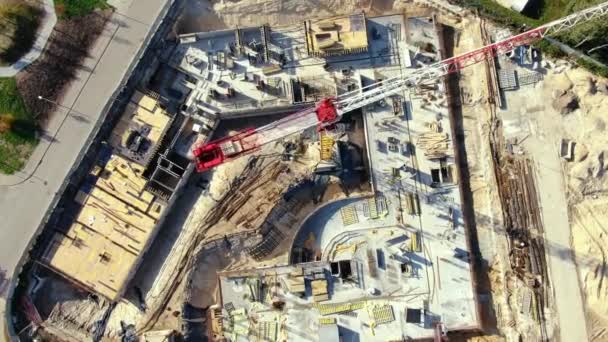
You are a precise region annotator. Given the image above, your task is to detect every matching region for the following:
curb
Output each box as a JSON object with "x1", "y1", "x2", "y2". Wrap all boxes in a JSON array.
[{"x1": 0, "y1": 0, "x2": 57, "y2": 77}]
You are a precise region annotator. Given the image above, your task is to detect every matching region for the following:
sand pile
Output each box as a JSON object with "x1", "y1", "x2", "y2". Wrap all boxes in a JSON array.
[
  {"x1": 571, "y1": 199, "x2": 608, "y2": 315},
  {"x1": 175, "y1": 0, "x2": 411, "y2": 34},
  {"x1": 552, "y1": 89, "x2": 578, "y2": 115},
  {"x1": 553, "y1": 66, "x2": 608, "y2": 337}
]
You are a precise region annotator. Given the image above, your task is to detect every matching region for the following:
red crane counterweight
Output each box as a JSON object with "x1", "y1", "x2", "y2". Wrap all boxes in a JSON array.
[
  {"x1": 193, "y1": 128, "x2": 257, "y2": 172},
  {"x1": 315, "y1": 98, "x2": 339, "y2": 126}
]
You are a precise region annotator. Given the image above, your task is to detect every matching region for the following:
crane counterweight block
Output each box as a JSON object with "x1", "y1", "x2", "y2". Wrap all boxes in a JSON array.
[
  {"x1": 193, "y1": 128, "x2": 258, "y2": 172},
  {"x1": 315, "y1": 98, "x2": 339, "y2": 127}
]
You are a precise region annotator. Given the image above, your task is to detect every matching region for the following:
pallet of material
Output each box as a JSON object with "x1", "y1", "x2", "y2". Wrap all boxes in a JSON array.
[
  {"x1": 340, "y1": 205, "x2": 359, "y2": 225},
  {"x1": 368, "y1": 197, "x2": 379, "y2": 219},
  {"x1": 410, "y1": 231, "x2": 421, "y2": 253},
  {"x1": 311, "y1": 279, "x2": 328, "y2": 301},
  {"x1": 367, "y1": 249, "x2": 378, "y2": 278},
  {"x1": 286, "y1": 277, "x2": 305, "y2": 293},
  {"x1": 257, "y1": 321, "x2": 278, "y2": 341},
  {"x1": 290, "y1": 267, "x2": 304, "y2": 277},
  {"x1": 320, "y1": 135, "x2": 335, "y2": 160},
  {"x1": 314, "y1": 293, "x2": 330, "y2": 302}
]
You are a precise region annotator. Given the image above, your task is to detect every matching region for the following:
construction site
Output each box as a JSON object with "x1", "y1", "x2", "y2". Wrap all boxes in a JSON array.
[{"x1": 7, "y1": 0, "x2": 608, "y2": 341}]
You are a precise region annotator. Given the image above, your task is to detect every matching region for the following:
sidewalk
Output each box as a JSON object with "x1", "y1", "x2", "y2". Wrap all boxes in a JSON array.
[
  {"x1": 524, "y1": 136, "x2": 589, "y2": 342},
  {"x1": 1, "y1": 0, "x2": 170, "y2": 338},
  {"x1": 0, "y1": 0, "x2": 57, "y2": 78}
]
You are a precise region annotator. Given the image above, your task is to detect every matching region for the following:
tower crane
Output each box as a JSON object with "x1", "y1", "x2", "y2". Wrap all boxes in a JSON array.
[{"x1": 193, "y1": 1, "x2": 608, "y2": 172}]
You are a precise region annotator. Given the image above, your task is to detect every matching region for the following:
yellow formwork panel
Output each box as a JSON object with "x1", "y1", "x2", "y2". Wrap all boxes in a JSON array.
[
  {"x1": 372, "y1": 304, "x2": 395, "y2": 324},
  {"x1": 410, "y1": 231, "x2": 421, "y2": 253},
  {"x1": 340, "y1": 205, "x2": 359, "y2": 226},
  {"x1": 368, "y1": 197, "x2": 378, "y2": 219},
  {"x1": 320, "y1": 135, "x2": 334, "y2": 160},
  {"x1": 316, "y1": 301, "x2": 365, "y2": 316},
  {"x1": 319, "y1": 317, "x2": 336, "y2": 325}
]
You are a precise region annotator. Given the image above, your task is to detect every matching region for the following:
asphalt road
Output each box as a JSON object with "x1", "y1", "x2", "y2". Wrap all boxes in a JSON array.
[{"x1": 0, "y1": 0, "x2": 169, "y2": 338}]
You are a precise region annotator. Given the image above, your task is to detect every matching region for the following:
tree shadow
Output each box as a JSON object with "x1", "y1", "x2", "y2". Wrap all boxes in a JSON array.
[
  {"x1": 9, "y1": 118, "x2": 38, "y2": 142},
  {"x1": 0, "y1": 5, "x2": 43, "y2": 65}
]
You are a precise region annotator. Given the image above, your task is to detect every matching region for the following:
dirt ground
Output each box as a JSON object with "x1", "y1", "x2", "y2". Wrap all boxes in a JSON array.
[
  {"x1": 173, "y1": 0, "x2": 439, "y2": 34},
  {"x1": 553, "y1": 68, "x2": 608, "y2": 341},
  {"x1": 488, "y1": 53, "x2": 608, "y2": 339}
]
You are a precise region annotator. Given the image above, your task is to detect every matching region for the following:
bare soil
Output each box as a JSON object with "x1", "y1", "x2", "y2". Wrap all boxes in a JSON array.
[
  {"x1": 173, "y1": 0, "x2": 419, "y2": 34},
  {"x1": 556, "y1": 68, "x2": 608, "y2": 340}
]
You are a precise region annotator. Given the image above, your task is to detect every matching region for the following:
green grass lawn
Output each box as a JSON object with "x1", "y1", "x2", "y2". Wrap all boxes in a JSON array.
[
  {"x1": 55, "y1": 0, "x2": 109, "y2": 18},
  {"x1": 0, "y1": 78, "x2": 38, "y2": 174},
  {"x1": 460, "y1": 0, "x2": 605, "y2": 27},
  {"x1": 0, "y1": 3, "x2": 42, "y2": 65}
]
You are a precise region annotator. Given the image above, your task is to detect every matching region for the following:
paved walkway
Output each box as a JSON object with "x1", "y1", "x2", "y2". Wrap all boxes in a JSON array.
[
  {"x1": 545, "y1": 37, "x2": 608, "y2": 69},
  {"x1": 0, "y1": 0, "x2": 170, "y2": 338},
  {"x1": 0, "y1": 0, "x2": 57, "y2": 77},
  {"x1": 525, "y1": 136, "x2": 589, "y2": 342}
]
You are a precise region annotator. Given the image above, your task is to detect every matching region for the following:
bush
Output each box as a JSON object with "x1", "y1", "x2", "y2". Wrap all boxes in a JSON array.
[
  {"x1": 576, "y1": 58, "x2": 608, "y2": 78},
  {"x1": 453, "y1": 0, "x2": 538, "y2": 28},
  {"x1": 534, "y1": 40, "x2": 566, "y2": 58},
  {"x1": 54, "y1": 0, "x2": 109, "y2": 18}
]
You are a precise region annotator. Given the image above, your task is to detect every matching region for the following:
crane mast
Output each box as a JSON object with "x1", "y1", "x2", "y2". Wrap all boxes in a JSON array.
[{"x1": 193, "y1": 1, "x2": 608, "y2": 172}]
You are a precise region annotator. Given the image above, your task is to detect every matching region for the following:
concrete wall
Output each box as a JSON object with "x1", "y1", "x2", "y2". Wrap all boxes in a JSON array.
[
  {"x1": 177, "y1": 26, "x2": 261, "y2": 42},
  {"x1": 218, "y1": 102, "x2": 312, "y2": 119}
]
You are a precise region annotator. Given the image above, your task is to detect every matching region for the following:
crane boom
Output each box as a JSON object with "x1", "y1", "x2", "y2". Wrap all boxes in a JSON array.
[{"x1": 193, "y1": 1, "x2": 608, "y2": 172}]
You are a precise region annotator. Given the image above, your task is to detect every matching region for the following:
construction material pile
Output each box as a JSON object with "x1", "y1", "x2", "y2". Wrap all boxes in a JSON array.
[
  {"x1": 43, "y1": 298, "x2": 113, "y2": 341},
  {"x1": 493, "y1": 151, "x2": 550, "y2": 340},
  {"x1": 202, "y1": 157, "x2": 290, "y2": 228},
  {"x1": 416, "y1": 131, "x2": 449, "y2": 159}
]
